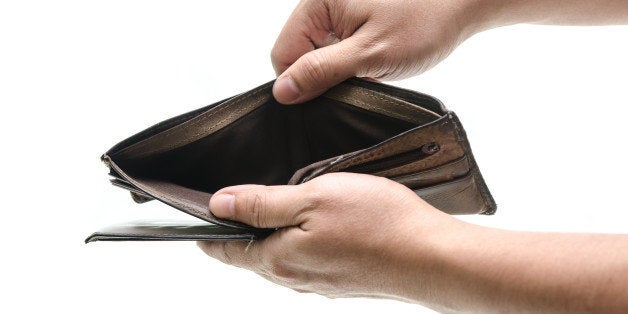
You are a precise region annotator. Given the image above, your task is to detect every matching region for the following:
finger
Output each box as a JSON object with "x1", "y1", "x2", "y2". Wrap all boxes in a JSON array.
[
  {"x1": 197, "y1": 227, "x2": 304, "y2": 271},
  {"x1": 272, "y1": 30, "x2": 340, "y2": 76},
  {"x1": 272, "y1": 34, "x2": 368, "y2": 104},
  {"x1": 209, "y1": 184, "x2": 312, "y2": 228},
  {"x1": 271, "y1": 0, "x2": 348, "y2": 76},
  {"x1": 196, "y1": 240, "x2": 260, "y2": 269}
]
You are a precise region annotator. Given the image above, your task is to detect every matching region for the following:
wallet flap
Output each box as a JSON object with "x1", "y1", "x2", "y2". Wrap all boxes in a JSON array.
[
  {"x1": 104, "y1": 157, "x2": 260, "y2": 230},
  {"x1": 85, "y1": 220, "x2": 271, "y2": 243}
]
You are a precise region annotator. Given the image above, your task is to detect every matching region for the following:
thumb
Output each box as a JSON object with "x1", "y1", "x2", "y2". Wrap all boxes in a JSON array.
[
  {"x1": 272, "y1": 36, "x2": 366, "y2": 105},
  {"x1": 209, "y1": 185, "x2": 311, "y2": 228}
]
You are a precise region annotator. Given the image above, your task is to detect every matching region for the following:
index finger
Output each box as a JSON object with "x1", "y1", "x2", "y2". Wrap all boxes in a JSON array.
[{"x1": 271, "y1": 0, "x2": 342, "y2": 75}]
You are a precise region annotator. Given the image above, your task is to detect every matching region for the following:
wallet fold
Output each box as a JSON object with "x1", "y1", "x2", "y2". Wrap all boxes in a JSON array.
[{"x1": 87, "y1": 78, "x2": 495, "y2": 243}]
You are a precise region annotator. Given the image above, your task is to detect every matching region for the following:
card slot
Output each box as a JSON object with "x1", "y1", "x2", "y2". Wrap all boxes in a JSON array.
[
  {"x1": 109, "y1": 178, "x2": 154, "y2": 203},
  {"x1": 414, "y1": 171, "x2": 487, "y2": 214},
  {"x1": 388, "y1": 156, "x2": 471, "y2": 189},
  {"x1": 324, "y1": 83, "x2": 440, "y2": 125},
  {"x1": 110, "y1": 178, "x2": 138, "y2": 192}
]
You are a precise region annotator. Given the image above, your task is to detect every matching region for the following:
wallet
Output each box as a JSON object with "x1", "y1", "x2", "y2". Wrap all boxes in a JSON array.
[{"x1": 86, "y1": 78, "x2": 496, "y2": 243}]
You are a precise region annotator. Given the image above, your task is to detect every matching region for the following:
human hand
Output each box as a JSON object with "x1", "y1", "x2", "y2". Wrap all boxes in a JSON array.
[
  {"x1": 197, "y1": 172, "x2": 458, "y2": 299},
  {"x1": 270, "y1": 0, "x2": 628, "y2": 105},
  {"x1": 270, "y1": 0, "x2": 490, "y2": 104},
  {"x1": 197, "y1": 172, "x2": 628, "y2": 311}
]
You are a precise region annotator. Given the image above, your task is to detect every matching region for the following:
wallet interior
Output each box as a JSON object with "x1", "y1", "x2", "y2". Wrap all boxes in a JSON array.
[
  {"x1": 88, "y1": 80, "x2": 496, "y2": 243},
  {"x1": 111, "y1": 83, "x2": 441, "y2": 193}
]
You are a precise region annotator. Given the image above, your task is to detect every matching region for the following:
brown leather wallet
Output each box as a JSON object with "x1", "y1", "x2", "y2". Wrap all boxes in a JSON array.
[{"x1": 86, "y1": 78, "x2": 496, "y2": 243}]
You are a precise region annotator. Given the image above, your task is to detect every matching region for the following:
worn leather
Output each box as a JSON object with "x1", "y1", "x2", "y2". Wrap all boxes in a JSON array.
[{"x1": 86, "y1": 78, "x2": 496, "y2": 243}]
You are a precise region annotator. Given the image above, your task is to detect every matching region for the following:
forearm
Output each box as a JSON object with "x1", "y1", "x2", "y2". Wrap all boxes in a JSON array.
[
  {"x1": 464, "y1": 0, "x2": 628, "y2": 34},
  {"x1": 397, "y1": 219, "x2": 628, "y2": 312}
]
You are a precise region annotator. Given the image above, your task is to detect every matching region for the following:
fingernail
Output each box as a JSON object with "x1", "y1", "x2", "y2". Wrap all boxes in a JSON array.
[
  {"x1": 209, "y1": 194, "x2": 235, "y2": 218},
  {"x1": 274, "y1": 75, "x2": 300, "y2": 104}
]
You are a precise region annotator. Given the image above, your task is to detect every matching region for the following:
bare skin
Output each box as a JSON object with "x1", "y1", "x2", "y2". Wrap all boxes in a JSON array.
[
  {"x1": 270, "y1": 0, "x2": 628, "y2": 104},
  {"x1": 199, "y1": 174, "x2": 628, "y2": 312},
  {"x1": 199, "y1": 0, "x2": 628, "y2": 312}
]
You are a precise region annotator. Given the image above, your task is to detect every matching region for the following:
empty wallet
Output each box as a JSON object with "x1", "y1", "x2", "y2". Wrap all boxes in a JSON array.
[{"x1": 86, "y1": 78, "x2": 496, "y2": 243}]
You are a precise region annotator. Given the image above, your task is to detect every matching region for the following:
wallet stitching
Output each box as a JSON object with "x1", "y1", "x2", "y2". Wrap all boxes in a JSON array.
[
  {"x1": 346, "y1": 92, "x2": 420, "y2": 123},
  {"x1": 329, "y1": 119, "x2": 453, "y2": 172},
  {"x1": 117, "y1": 87, "x2": 269, "y2": 158},
  {"x1": 328, "y1": 83, "x2": 441, "y2": 119},
  {"x1": 449, "y1": 115, "x2": 493, "y2": 212},
  {"x1": 326, "y1": 87, "x2": 438, "y2": 124},
  {"x1": 346, "y1": 78, "x2": 447, "y2": 114},
  {"x1": 386, "y1": 155, "x2": 470, "y2": 180},
  {"x1": 450, "y1": 113, "x2": 463, "y2": 143},
  {"x1": 122, "y1": 89, "x2": 265, "y2": 156},
  {"x1": 352, "y1": 88, "x2": 439, "y2": 121},
  {"x1": 413, "y1": 173, "x2": 475, "y2": 197}
]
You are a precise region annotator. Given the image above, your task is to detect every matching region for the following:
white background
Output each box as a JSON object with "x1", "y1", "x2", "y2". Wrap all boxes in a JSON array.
[{"x1": 1, "y1": 1, "x2": 626, "y2": 313}]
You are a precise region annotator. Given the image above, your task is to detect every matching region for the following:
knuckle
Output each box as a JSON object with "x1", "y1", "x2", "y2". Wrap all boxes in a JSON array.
[
  {"x1": 245, "y1": 193, "x2": 266, "y2": 227},
  {"x1": 355, "y1": 39, "x2": 394, "y2": 78},
  {"x1": 268, "y1": 260, "x2": 296, "y2": 280},
  {"x1": 260, "y1": 251, "x2": 296, "y2": 280},
  {"x1": 270, "y1": 46, "x2": 284, "y2": 72},
  {"x1": 303, "y1": 177, "x2": 336, "y2": 204},
  {"x1": 363, "y1": 41, "x2": 389, "y2": 64},
  {"x1": 298, "y1": 51, "x2": 329, "y2": 85},
  {"x1": 304, "y1": 186, "x2": 326, "y2": 209},
  {"x1": 295, "y1": 183, "x2": 325, "y2": 215}
]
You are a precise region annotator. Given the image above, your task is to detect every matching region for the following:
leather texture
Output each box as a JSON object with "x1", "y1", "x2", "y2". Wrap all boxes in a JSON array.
[{"x1": 86, "y1": 78, "x2": 496, "y2": 243}]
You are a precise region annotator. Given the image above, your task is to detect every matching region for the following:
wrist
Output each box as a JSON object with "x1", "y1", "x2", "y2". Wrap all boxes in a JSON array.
[
  {"x1": 379, "y1": 203, "x2": 476, "y2": 305},
  {"x1": 391, "y1": 211, "x2": 498, "y2": 310},
  {"x1": 454, "y1": 0, "x2": 535, "y2": 37}
]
